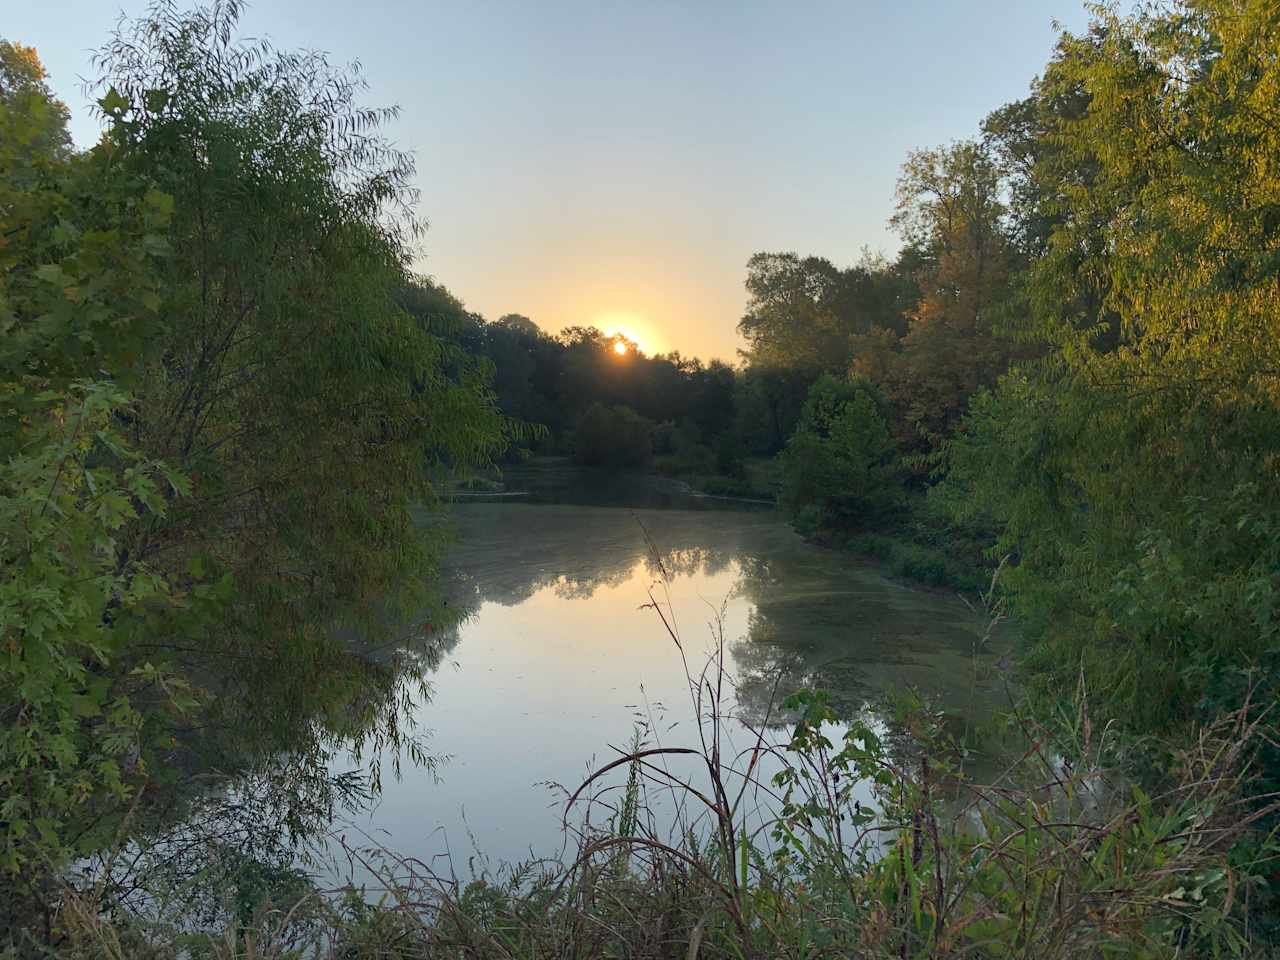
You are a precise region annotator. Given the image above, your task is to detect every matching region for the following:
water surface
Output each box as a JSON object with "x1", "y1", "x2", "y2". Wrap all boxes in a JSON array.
[{"x1": 333, "y1": 480, "x2": 1009, "y2": 874}]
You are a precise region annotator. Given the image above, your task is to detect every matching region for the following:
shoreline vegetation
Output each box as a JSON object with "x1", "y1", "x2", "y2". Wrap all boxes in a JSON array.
[
  {"x1": 5, "y1": 0, "x2": 1280, "y2": 956},
  {"x1": 54, "y1": 594, "x2": 1280, "y2": 959}
]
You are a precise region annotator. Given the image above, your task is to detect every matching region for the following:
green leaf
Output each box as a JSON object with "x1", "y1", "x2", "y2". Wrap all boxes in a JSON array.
[
  {"x1": 98, "y1": 87, "x2": 128, "y2": 116},
  {"x1": 143, "y1": 89, "x2": 170, "y2": 113}
]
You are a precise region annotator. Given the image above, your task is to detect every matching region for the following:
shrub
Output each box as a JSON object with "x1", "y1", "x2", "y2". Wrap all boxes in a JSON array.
[
  {"x1": 571, "y1": 403, "x2": 654, "y2": 468},
  {"x1": 780, "y1": 375, "x2": 900, "y2": 528},
  {"x1": 714, "y1": 434, "x2": 746, "y2": 478},
  {"x1": 697, "y1": 475, "x2": 773, "y2": 500}
]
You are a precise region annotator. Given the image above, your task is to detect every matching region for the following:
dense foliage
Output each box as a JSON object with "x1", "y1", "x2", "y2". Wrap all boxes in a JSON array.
[
  {"x1": 571, "y1": 402, "x2": 655, "y2": 469},
  {"x1": 943, "y1": 0, "x2": 1280, "y2": 736},
  {"x1": 403, "y1": 294, "x2": 739, "y2": 459},
  {"x1": 732, "y1": 1, "x2": 1280, "y2": 753},
  {"x1": 1, "y1": 2, "x2": 508, "y2": 944},
  {"x1": 719, "y1": 10, "x2": 1280, "y2": 934},
  {"x1": 780, "y1": 375, "x2": 897, "y2": 531}
]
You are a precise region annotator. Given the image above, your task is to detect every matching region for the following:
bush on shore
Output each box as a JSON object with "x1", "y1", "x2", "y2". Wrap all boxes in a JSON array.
[
  {"x1": 780, "y1": 375, "x2": 900, "y2": 531},
  {"x1": 571, "y1": 403, "x2": 654, "y2": 469}
]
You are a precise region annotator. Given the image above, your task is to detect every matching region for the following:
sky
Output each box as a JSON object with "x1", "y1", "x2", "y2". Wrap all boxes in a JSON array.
[{"x1": 12, "y1": 1, "x2": 1091, "y2": 361}]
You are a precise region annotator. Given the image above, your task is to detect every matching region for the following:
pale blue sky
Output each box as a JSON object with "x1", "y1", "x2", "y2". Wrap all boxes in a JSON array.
[{"x1": 14, "y1": 1, "x2": 1090, "y2": 359}]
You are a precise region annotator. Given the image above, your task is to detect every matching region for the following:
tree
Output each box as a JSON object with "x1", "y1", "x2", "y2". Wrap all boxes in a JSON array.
[
  {"x1": 0, "y1": 39, "x2": 71, "y2": 171},
  {"x1": 95, "y1": 0, "x2": 514, "y2": 752},
  {"x1": 981, "y1": 28, "x2": 1120, "y2": 351},
  {"x1": 735, "y1": 362, "x2": 811, "y2": 455},
  {"x1": 690, "y1": 359, "x2": 738, "y2": 443},
  {"x1": 572, "y1": 403, "x2": 654, "y2": 468},
  {"x1": 495, "y1": 313, "x2": 542, "y2": 338},
  {"x1": 780, "y1": 375, "x2": 898, "y2": 531},
  {"x1": 1, "y1": 4, "x2": 511, "y2": 926},
  {"x1": 853, "y1": 141, "x2": 1021, "y2": 451},
  {"x1": 945, "y1": 0, "x2": 1280, "y2": 734},
  {"x1": 738, "y1": 251, "x2": 911, "y2": 377},
  {"x1": 0, "y1": 43, "x2": 189, "y2": 891}
]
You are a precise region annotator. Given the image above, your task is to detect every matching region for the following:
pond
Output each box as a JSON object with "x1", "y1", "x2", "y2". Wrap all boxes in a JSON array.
[{"x1": 329, "y1": 466, "x2": 1011, "y2": 879}]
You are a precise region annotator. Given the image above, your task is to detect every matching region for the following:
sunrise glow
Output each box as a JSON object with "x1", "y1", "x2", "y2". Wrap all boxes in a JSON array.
[{"x1": 593, "y1": 310, "x2": 658, "y2": 356}]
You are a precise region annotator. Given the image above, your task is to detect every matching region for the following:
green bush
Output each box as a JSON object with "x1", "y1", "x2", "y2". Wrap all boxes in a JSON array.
[
  {"x1": 651, "y1": 419, "x2": 692, "y2": 456},
  {"x1": 780, "y1": 375, "x2": 900, "y2": 528},
  {"x1": 651, "y1": 418, "x2": 722, "y2": 478},
  {"x1": 571, "y1": 403, "x2": 654, "y2": 468},
  {"x1": 841, "y1": 533, "x2": 987, "y2": 592}
]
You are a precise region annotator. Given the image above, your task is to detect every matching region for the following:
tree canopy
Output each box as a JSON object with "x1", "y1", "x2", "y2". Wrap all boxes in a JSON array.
[
  {"x1": 1, "y1": 2, "x2": 510, "y2": 923},
  {"x1": 944, "y1": 0, "x2": 1280, "y2": 732}
]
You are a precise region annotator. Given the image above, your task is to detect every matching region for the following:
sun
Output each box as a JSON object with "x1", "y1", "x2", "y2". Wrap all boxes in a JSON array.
[{"x1": 596, "y1": 312, "x2": 652, "y2": 355}]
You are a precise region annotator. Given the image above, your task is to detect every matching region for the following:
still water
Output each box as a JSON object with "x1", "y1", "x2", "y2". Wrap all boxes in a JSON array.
[{"x1": 331, "y1": 472, "x2": 1009, "y2": 876}]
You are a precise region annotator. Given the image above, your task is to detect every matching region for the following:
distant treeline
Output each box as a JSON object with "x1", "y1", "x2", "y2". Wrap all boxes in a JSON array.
[
  {"x1": 403, "y1": 142, "x2": 1022, "y2": 485},
  {"x1": 405, "y1": 289, "x2": 737, "y2": 458}
]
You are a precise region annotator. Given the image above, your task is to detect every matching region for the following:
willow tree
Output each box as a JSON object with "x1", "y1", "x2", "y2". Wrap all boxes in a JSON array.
[
  {"x1": 1, "y1": 0, "x2": 510, "y2": 927},
  {"x1": 947, "y1": 0, "x2": 1280, "y2": 733},
  {"x1": 96, "y1": 0, "x2": 515, "y2": 774}
]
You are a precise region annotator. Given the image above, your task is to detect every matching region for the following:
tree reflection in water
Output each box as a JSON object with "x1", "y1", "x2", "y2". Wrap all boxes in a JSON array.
[{"x1": 434, "y1": 503, "x2": 1009, "y2": 738}]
